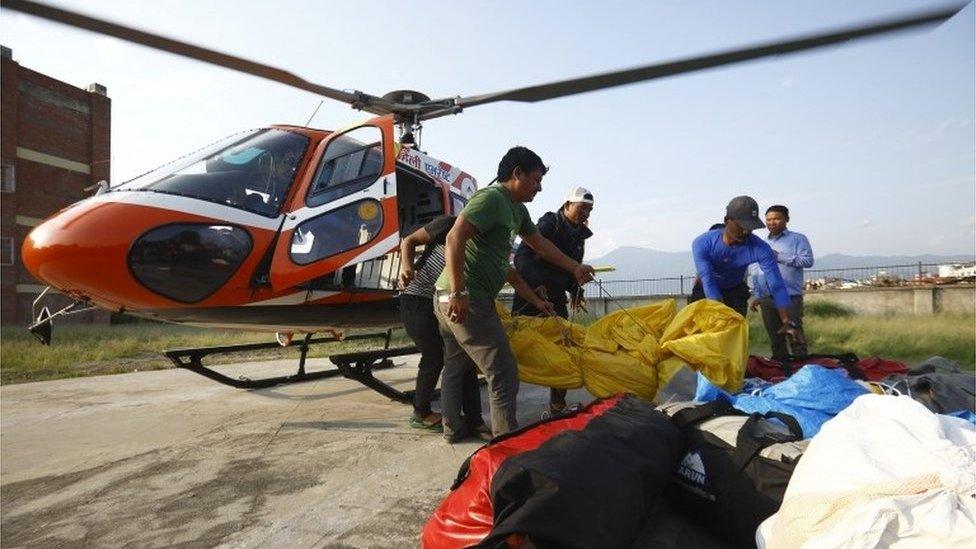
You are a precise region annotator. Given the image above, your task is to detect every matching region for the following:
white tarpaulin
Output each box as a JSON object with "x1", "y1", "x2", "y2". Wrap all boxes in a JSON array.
[{"x1": 757, "y1": 394, "x2": 976, "y2": 549}]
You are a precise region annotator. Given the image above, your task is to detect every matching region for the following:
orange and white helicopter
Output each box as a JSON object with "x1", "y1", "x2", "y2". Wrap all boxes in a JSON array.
[{"x1": 4, "y1": 0, "x2": 963, "y2": 399}]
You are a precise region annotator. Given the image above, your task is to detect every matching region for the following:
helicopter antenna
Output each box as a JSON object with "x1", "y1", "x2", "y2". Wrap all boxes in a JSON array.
[{"x1": 304, "y1": 100, "x2": 324, "y2": 127}]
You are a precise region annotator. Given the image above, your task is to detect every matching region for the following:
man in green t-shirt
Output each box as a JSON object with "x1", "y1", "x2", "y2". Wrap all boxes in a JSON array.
[{"x1": 434, "y1": 146, "x2": 595, "y2": 442}]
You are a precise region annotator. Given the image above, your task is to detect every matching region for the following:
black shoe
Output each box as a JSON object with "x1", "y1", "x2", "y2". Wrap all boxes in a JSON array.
[
  {"x1": 466, "y1": 421, "x2": 493, "y2": 442},
  {"x1": 445, "y1": 422, "x2": 493, "y2": 444},
  {"x1": 444, "y1": 423, "x2": 471, "y2": 444}
]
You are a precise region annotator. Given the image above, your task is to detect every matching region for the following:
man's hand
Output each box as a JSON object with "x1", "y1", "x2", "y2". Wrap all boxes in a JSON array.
[
  {"x1": 533, "y1": 285, "x2": 549, "y2": 301},
  {"x1": 533, "y1": 298, "x2": 557, "y2": 317},
  {"x1": 448, "y1": 295, "x2": 469, "y2": 324},
  {"x1": 749, "y1": 298, "x2": 760, "y2": 312},
  {"x1": 398, "y1": 266, "x2": 416, "y2": 289},
  {"x1": 574, "y1": 264, "x2": 596, "y2": 284},
  {"x1": 777, "y1": 320, "x2": 805, "y2": 344}
]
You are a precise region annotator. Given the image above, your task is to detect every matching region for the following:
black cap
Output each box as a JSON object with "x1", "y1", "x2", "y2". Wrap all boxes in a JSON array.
[{"x1": 726, "y1": 196, "x2": 765, "y2": 231}]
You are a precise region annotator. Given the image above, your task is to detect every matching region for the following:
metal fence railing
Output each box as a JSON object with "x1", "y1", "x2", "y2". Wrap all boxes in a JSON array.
[
  {"x1": 584, "y1": 277, "x2": 690, "y2": 298},
  {"x1": 801, "y1": 263, "x2": 972, "y2": 290},
  {"x1": 580, "y1": 262, "x2": 975, "y2": 298}
]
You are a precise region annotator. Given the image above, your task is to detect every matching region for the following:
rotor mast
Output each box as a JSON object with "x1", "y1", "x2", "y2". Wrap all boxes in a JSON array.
[{"x1": 381, "y1": 90, "x2": 437, "y2": 150}]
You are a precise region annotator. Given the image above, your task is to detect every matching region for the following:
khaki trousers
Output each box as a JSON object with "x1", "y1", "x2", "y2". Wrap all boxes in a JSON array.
[{"x1": 434, "y1": 295, "x2": 520, "y2": 438}]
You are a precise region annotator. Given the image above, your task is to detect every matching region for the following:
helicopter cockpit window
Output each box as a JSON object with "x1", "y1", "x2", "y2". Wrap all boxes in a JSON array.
[
  {"x1": 128, "y1": 224, "x2": 253, "y2": 303},
  {"x1": 118, "y1": 129, "x2": 309, "y2": 218},
  {"x1": 306, "y1": 126, "x2": 384, "y2": 207},
  {"x1": 290, "y1": 199, "x2": 384, "y2": 265}
]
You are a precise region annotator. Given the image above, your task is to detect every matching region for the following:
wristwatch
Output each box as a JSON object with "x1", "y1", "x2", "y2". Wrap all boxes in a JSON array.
[
  {"x1": 786, "y1": 320, "x2": 799, "y2": 329},
  {"x1": 449, "y1": 290, "x2": 469, "y2": 299}
]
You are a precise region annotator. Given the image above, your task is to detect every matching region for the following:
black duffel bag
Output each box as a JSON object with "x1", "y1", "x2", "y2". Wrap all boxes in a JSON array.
[
  {"x1": 477, "y1": 394, "x2": 686, "y2": 549},
  {"x1": 659, "y1": 400, "x2": 808, "y2": 548}
]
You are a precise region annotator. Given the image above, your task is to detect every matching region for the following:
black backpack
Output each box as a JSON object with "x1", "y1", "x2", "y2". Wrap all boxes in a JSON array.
[{"x1": 658, "y1": 400, "x2": 808, "y2": 548}]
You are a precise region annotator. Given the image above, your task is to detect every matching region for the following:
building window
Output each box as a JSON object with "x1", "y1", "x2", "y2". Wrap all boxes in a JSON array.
[
  {"x1": 0, "y1": 165, "x2": 14, "y2": 193},
  {"x1": 0, "y1": 237, "x2": 14, "y2": 266}
]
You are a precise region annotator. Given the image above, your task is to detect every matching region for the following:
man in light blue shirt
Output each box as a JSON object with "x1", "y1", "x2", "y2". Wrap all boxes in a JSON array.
[{"x1": 748, "y1": 204, "x2": 814, "y2": 361}]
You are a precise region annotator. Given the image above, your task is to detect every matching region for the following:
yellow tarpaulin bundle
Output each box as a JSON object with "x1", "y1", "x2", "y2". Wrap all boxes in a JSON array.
[{"x1": 499, "y1": 298, "x2": 748, "y2": 401}]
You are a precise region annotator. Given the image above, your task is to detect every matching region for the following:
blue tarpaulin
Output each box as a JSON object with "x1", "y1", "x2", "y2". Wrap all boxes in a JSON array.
[
  {"x1": 946, "y1": 410, "x2": 976, "y2": 425},
  {"x1": 694, "y1": 365, "x2": 870, "y2": 438}
]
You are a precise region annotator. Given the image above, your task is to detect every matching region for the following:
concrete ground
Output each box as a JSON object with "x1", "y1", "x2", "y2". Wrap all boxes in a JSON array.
[{"x1": 1, "y1": 355, "x2": 728, "y2": 548}]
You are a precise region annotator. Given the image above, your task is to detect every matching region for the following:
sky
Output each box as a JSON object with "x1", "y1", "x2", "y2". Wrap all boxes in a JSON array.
[{"x1": 1, "y1": 0, "x2": 973, "y2": 259}]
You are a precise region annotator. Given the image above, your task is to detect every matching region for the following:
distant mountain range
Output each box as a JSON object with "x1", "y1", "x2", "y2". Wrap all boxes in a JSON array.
[{"x1": 586, "y1": 246, "x2": 976, "y2": 281}]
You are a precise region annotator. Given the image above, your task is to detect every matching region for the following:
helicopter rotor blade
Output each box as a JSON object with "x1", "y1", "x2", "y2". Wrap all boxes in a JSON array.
[
  {"x1": 0, "y1": 0, "x2": 394, "y2": 115},
  {"x1": 3, "y1": 1, "x2": 965, "y2": 123},
  {"x1": 420, "y1": 4, "x2": 964, "y2": 120}
]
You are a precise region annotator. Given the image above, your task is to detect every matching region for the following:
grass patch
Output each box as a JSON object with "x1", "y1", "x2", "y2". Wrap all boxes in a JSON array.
[
  {"x1": 0, "y1": 324, "x2": 410, "y2": 385},
  {"x1": 3, "y1": 312, "x2": 973, "y2": 385},
  {"x1": 748, "y1": 313, "x2": 975, "y2": 369},
  {"x1": 805, "y1": 300, "x2": 854, "y2": 318}
]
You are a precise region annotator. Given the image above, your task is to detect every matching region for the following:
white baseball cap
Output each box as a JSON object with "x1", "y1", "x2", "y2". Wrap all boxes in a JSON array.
[{"x1": 567, "y1": 187, "x2": 594, "y2": 204}]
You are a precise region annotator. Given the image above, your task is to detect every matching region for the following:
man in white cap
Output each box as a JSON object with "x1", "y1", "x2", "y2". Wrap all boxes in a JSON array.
[{"x1": 513, "y1": 186, "x2": 594, "y2": 414}]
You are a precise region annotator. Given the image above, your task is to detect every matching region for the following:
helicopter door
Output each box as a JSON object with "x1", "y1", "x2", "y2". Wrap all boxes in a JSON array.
[{"x1": 268, "y1": 115, "x2": 398, "y2": 290}]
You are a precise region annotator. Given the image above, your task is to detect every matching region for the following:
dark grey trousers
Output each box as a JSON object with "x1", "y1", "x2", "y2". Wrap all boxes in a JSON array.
[
  {"x1": 434, "y1": 294, "x2": 520, "y2": 438},
  {"x1": 758, "y1": 294, "x2": 808, "y2": 361},
  {"x1": 399, "y1": 294, "x2": 443, "y2": 418},
  {"x1": 689, "y1": 281, "x2": 750, "y2": 317}
]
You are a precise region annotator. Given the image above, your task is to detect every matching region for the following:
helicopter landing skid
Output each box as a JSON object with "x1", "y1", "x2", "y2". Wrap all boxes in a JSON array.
[
  {"x1": 164, "y1": 330, "x2": 422, "y2": 403},
  {"x1": 330, "y1": 345, "x2": 426, "y2": 403}
]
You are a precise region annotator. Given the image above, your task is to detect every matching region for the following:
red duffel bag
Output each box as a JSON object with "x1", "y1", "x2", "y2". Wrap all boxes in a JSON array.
[
  {"x1": 854, "y1": 356, "x2": 911, "y2": 380},
  {"x1": 747, "y1": 353, "x2": 908, "y2": 383},
  {"x1": 421, "y1": 394, "x2": 684, "y2": 549}
]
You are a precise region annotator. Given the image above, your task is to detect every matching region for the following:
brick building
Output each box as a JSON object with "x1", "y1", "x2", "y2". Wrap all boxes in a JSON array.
[{"x1": 1, "y1": 46, "x2": 111, "y2": 326}]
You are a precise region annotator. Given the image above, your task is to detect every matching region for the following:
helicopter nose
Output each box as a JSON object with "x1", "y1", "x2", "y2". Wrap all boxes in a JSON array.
[
  {"x1": 22, "y1": 200, "x2": 134, "y2": 308},
  {"x1": 23, "y1": 195, "x2": 263, "y2": 311}
]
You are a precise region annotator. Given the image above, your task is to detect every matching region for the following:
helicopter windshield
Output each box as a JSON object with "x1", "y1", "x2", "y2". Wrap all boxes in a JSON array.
[{"x1": 118, "y1": 129, "x2": 309, "y2": 217}]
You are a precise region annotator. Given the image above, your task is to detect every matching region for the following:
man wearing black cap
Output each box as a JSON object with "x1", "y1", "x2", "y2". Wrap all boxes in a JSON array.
[{"x1": 690, "y1": 196, "x2": 802, "y2": 342}]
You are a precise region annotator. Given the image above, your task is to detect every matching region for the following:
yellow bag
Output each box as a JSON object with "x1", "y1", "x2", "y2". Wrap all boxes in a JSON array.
[
  {"x1": 501, "y1": 297, "x2": 748, "y2": 401},
  {"x1": 584, "y1": 301, "x2": 675, "y2": 353},
  {"x1": 507, "y1": 320, "x2": 583, "y2": 389},
  {"x1": 657, "y1": 300, "x2": 748, "y2": 392},
  {"x1": 580, "y1": 348, "x2": 658, "y2": 401}
]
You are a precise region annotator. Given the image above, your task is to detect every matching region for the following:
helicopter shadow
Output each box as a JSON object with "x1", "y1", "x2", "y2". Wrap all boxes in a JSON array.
[{"x1": 247, "y1": 374, "x2": 417, "y2": 402}]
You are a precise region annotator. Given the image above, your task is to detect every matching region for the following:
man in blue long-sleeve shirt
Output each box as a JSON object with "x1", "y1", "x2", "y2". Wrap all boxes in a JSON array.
[
  {"x1": 690, "y1": 196, "x2": 801, "y2": 343},
  {"x1": 748, "y1": 204, "x2": 813, "y2": 360}
]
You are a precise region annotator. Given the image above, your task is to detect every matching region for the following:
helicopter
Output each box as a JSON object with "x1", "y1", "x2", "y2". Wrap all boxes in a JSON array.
[{"x1": 3, "y1": 0, "x2": 964, "y2": 400}]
